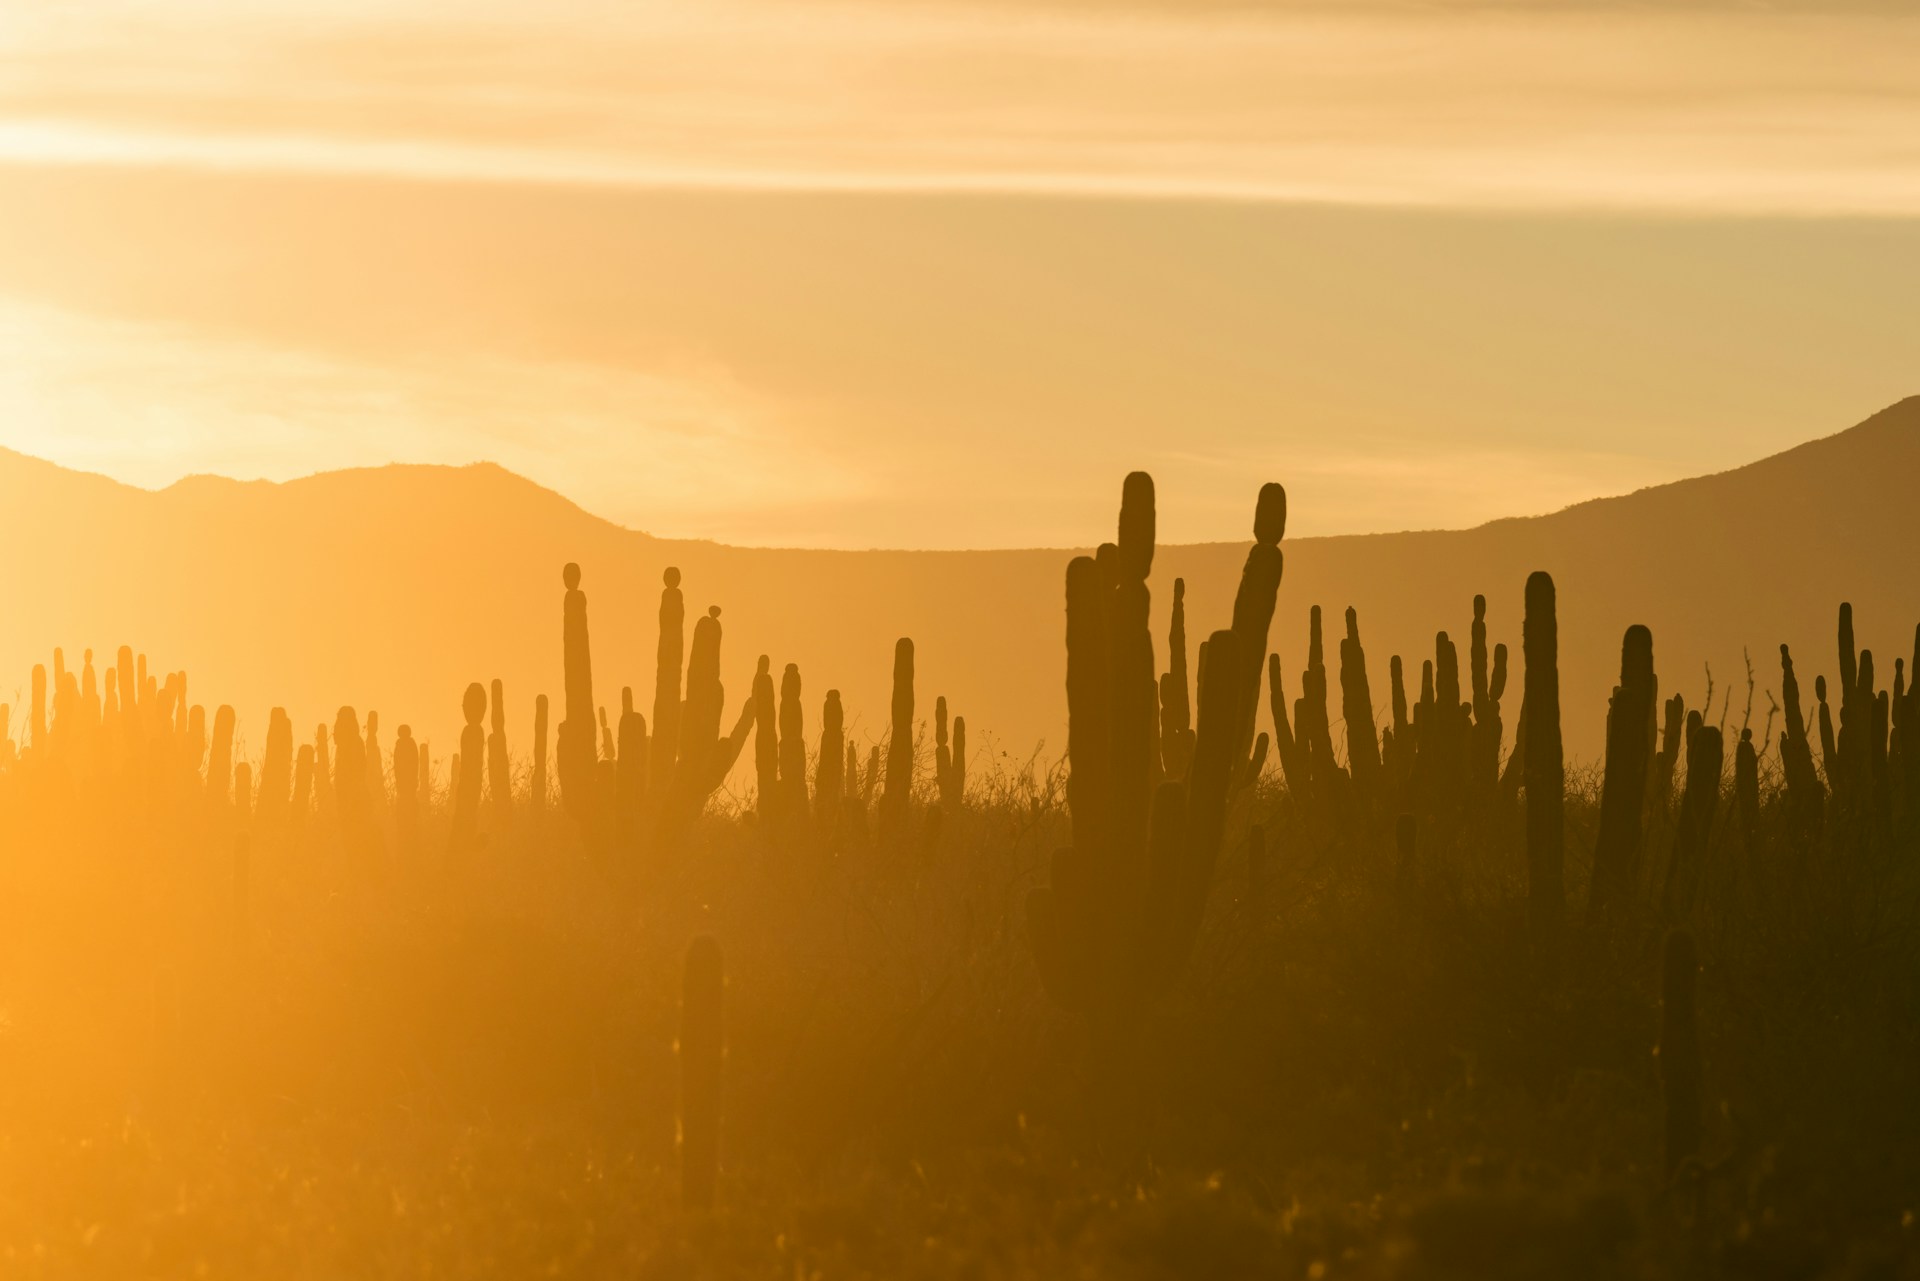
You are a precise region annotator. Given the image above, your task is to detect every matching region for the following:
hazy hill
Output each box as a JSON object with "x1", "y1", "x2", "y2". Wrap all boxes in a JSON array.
[{"x1": 3, "y1": 397, "x2": 1917, "y2": 776}]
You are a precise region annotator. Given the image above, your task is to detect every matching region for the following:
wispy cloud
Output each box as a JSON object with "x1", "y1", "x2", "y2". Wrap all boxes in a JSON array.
[{"x1": 2, "y1": 2, "x2": 1919, "y2": 212}]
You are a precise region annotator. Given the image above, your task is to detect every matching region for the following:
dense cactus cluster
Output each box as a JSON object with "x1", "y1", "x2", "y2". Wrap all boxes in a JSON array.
[{"x1": 1025, "y1": 473, "x2": 1285, "y2": 1017}]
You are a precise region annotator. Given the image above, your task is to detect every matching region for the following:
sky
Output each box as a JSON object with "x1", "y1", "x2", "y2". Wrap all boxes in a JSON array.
[{"x1": 1, "y1": 0, "x2": 1917, "y2": 547}]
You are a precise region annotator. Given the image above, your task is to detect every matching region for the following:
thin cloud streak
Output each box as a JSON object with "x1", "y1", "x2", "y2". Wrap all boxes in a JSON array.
[{"x1": 3, "y1": 4, "x2": 1920, "y2": 213}]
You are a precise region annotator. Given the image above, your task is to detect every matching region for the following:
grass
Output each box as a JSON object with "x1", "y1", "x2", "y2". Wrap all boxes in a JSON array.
[{"x1": 1, "y1": 751, "x2": 1918, "y2": 1280}]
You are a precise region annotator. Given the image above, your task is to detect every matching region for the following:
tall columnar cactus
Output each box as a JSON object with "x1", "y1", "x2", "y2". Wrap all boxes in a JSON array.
[
  {"x1": 333, "y1": 707, "x2": 371, "y2": 849},
  {"x1": 1028, "y1": 473, "x2": 1282, "y2": 1017},
  {"x1": 881, "y1": 638, "x2": 916, "y2": 832},
  {"x1": 259, "y1": 708, "x2": 294, "y2": 826},
  {"x1": 488, "y1": 678, "x2": 512, "y2": 826},
  {"x1": 1468, "y1": 596, "x2": 1509, "y2": 793},
  {"x1": 751, "y1": 656, "x2": 778, "y2": 826},
  {"x1": 1734, "y1": 728, "x2": 1760, "y2": 852},
  {"x1": 557, "y1": 563, "x2": 597, "y2": 825},
  {"x1": 680, "y1": 935, "x2": 725, "y2": 1212},
  {"x1": 1650, "y1": 693, "x2": 1688, "y2": 817},
  {"x1": 617, "y1": 686, "x2": 648, "y2": 843},
  {"x1": 29, "y1": 663, "x2": 46, "y2": 755},
  {"x1": 1229, "y1": 485, "x2": 1287, "y2": 784},
  {"x1": 816, "y1": 690, "x2": 845, "y2": 831},
  {"x1": 314, "y1": 722, "x2": 335, "y2": 818},
  {"x1": 364, "y1": 711, "x2": 387, "y2": 814},
  {"x1": 208, "y1": 705, "x2": 236, "y2": 805},
  {"x1": 1589, "y1": 625, "x2": 1657, "y2": 920},
  {"x1": 451, "y1": 682, "x2": 487, "y2": 854},
  {"x1": 1159, "y1": 578, "x2": 1195, "y2": 781},
  {"x1": 935, "y1": 696, "x2": 968, "y2": 812},
  {"x1": 778, "y1": 663, "x2": 808, "y2": 825},
  {"x1": 666, "y1": 607, "x2": 755, "y2": 828},
  {"x1": 531, "y1": 693, "x2": 550, "y2": 819},
  {"x1": 1661, "y1": 929, "x2": 1702, "y2": 1178},
  {"x1": 652, "y1": 567, "x2": 686, "y2": 793},
  {"x1": 1522, "y1": 571, "x2": 1563, "y2": 944},
  {"x1": 394, "y1": 723, "x2": 419, "y2": 851},
  {"x1": 1339, "y1": 607, "x2": 1381, "y2": 793},
  {"x1": 1662, "y1": 713, "x2": 1723, "y2": 918},
  {"x1": 291, "y1": 743, "x2": 315, "y2": 826}
]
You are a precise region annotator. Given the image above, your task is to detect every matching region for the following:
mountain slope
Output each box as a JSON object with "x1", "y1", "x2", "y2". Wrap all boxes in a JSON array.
[{"x1": 1, "y1": 397, "x2": 1915, "y2": 773}]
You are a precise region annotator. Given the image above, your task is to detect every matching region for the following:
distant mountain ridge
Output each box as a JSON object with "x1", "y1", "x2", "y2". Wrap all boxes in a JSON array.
[{"x1": 2, "y1": 396, "x2": 1916, "y2": 774}]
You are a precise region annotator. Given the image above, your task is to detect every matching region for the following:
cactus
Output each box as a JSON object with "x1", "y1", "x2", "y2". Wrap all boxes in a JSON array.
[
  {"x1": 881, "y1": 638, "x2": 917, "y2": 832},
  {"x1": 488, "y1": 678, "x2": 511, "y2": 826},
  {"x1": 617, "y1": 686, "x2": 648, "y2": 843},
  {"x1": 1522, "y1": 572, "x2": 1563, "y2": 944},
  {"x1": 666, "y1": 606, "x2": 750, "y2": 827},
  {"x1": 333, "y1": 708, "x2": 370, "y2": 848},
  {"x1": 208, "y1": 705, "x2": 236, "y2": 805},
  {"x1": 1027, "y1": 473, "x2": 1283, "y2": 1017},
  {"x1": 364, "y1": 710, "x2": 387, "y2": 815},
  {"x1": 291, "y1": 744, "x2": 315, "y2": 826},
  {"x1": 28, "y1": 662, "x2": 45, "y2": 756},
  {"x1": 1734, "y1": 728, "x2": 1760, "y2": 855},
  {"x1": 1229, "y1": 485, "x2": 1287, "y2": 785},
  {"x1": 558, "y1": 563, "x2": 597, "y2": 825},
  {"x1": 652, "y1": 568, "x2": 686, "y2": 794},
  {"x1": 531, "y1": 693, "x2": 550, "y2": 819},
  {"x1": 451, "y1": 682, "x2": 487, "y2": 854},
  {"x1": 259, "y1": 708, "x2": 294, "y2": 826},
  {"x1": 1661, "y1": 930, "x2": 1702, "y2": 1178},
  {"x1": 1589, "y1": 625, "x2": 1656, "y2": 920},
  {"x1": 680, "y1": 935, "x2": 725, "y2": 1212},
  {"x1": 816, "y1": 690, "x2": 845, "y2": 831},
  {"x1": 1159, "y1": 578, "x2": 1195, "y2": 781},
  {"x1": 313, "y1": 722, "x2": 334, "y2": 818},
  {"x1": 778, "y1": 663, "x2": 807, "y2": 827},
  {"x1": 751, "y1": 656, "x2": 777, "y2": 826},
  {"x1": 233, "y1": 762, "x2": 253, "y2": 826},
  {"x1": 935, "y1": 696, "x2": 966, "y2": 812},
  {"x1": 394, "y1": 724, "x2": 419, "y2": 851},
  {"x1": 1339, "y1": 607, "x2": 1381, "y2": 794},
  {"x1": 1662, "y1": 713, "x2": 1723, "y2": 918}
]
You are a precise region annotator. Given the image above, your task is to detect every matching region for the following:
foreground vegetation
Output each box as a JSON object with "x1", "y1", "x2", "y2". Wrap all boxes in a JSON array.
[{"x1": 0, "y1": 474, "x2": 1916, "y2": 1279}]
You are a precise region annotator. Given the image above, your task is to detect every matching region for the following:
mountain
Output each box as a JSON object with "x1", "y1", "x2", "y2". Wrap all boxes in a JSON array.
[{"x1": 2, "y1": 397, "x2": 1916, "y2": 777}]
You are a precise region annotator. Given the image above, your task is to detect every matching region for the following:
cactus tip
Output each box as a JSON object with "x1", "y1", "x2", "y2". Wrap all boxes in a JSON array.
[
  {"x1": 665, "y1": 566, "x2": 682, "y2": 588},
  {"x1": 563, "y1": 562, "x2": 581, "y2": 590}
]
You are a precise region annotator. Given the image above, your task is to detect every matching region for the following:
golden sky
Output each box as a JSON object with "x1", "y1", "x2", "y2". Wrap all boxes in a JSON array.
[{"x1": 1, "y1": 1, "x2": 1918, "y2": 546}]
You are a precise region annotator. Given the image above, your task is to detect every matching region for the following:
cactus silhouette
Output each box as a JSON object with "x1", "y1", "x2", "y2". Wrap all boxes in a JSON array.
[
  {"x1": 935, "y1": 696, "x2": 966, "y2": 812},
  {"x1": 333, "y1": 708, "x2": 371, "y2": 850},
  {"x1": 313, "y1": 723, "x2": 334, "y2": 819},
  {"x1": 617, "y1": 686, "x2": 648, "y2": 844},
  {"x1": 208, "y1": 705, "x2": 236, "y2": 806},
  {"x1": 1028, "y1": 472, "x2": 1283, "y2": 1017},
  {"x1": 1159, "y1": 578, "x2": 1194, "y2": 781},
  {"x1": 451, "y1": 682, "x2": 487, "y2": 854},
  {"x1": 558, "y1": 563, "x2": 597, "y2": 826},
  {"x1": 1661, "y1": 929, "x2": 1702, "y2": 1178},
  {"x1": 531, "y1": 693, "x2": 550, "y2": 820},
  {"x1": 680, "y1": 935, "x2": 725, "y2": 1213},
  {"x1": 259, "y1": 708, "x2": 294, "y2": 827},
  {"x1": 394, "y1": 723, "x2": 419, "y2": 851},
  {"x1": 880, "y1": 638, "x2": 917, "y2": 832},
  {"x1": 1589, "y1": 625, "x2": 1656, "y2": 920},
  {"x1": 1522, "y1": 572, "x2": 1562, "y2": 947},
  {"x1": 816, "y1": 690, "x2": 845, "y2": 832},
  {"x1": 291, "y1": 743, "x2": 315, "y2": 825},
  {"x1": 652, "y1": 568, "x2": 686, "y2": 795},
  {"x1": 751, "y1": 656, "x2": 778, "y2": 828},
  {"x1": 778, "y1": 663, "x2": 807, "y2": 829},
  {"x1": 1662, "y1": 713, "x2": 1723, "y2": 918},
  {"x1": 488, "y1": 678, "x2": 511, "y2": 827}
]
